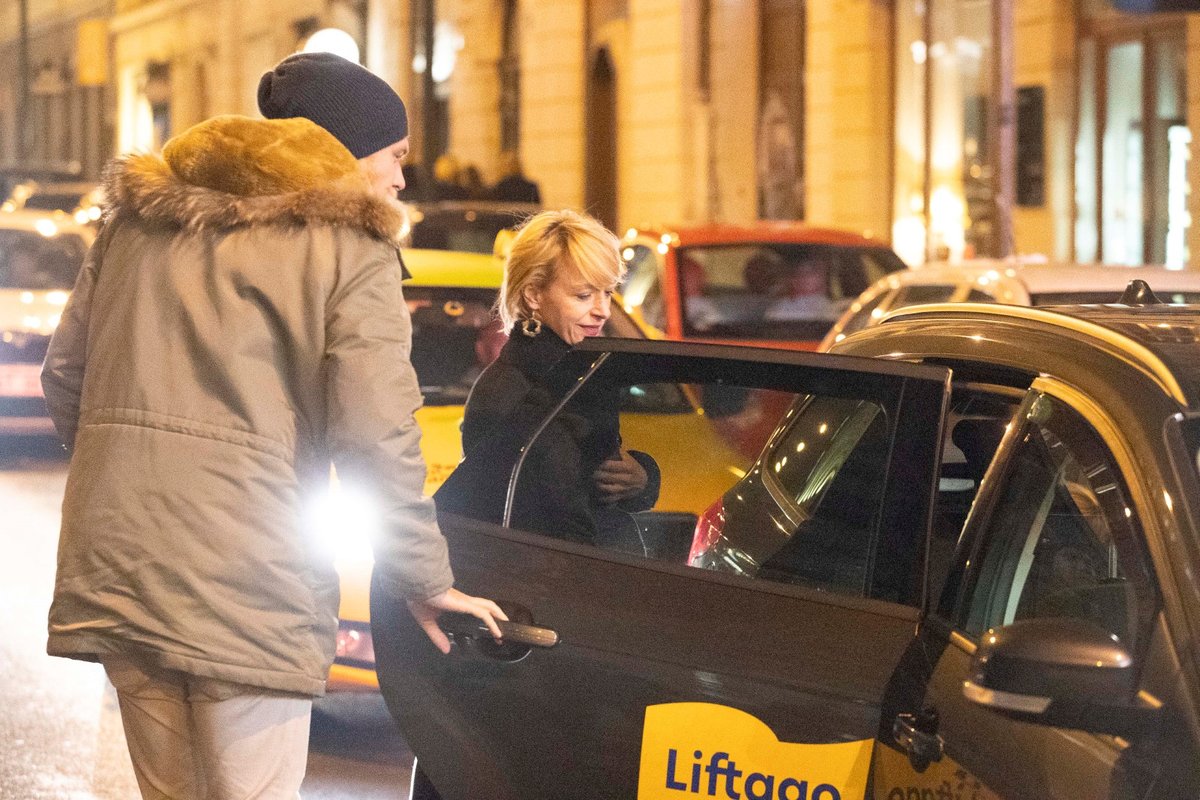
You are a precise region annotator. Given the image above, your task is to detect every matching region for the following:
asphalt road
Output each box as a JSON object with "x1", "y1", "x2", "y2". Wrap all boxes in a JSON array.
[{"x1": 0, "y1": 436, "x2": 412, "y2": 799}]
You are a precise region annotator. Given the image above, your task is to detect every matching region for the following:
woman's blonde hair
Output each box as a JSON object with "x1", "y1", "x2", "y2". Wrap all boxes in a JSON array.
[{"x1": 497, "y1": 209, "x2": 625, "y2": 332}]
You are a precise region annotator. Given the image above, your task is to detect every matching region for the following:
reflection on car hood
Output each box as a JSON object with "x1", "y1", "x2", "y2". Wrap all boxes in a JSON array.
[{"x1": 0, "y1": 288, "x2": 69, "y2": 336}]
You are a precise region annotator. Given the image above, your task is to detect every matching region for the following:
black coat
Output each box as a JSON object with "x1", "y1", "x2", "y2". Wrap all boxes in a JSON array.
[{"x1": 434, "y1": 328, "x2": 660, "y2": 546}]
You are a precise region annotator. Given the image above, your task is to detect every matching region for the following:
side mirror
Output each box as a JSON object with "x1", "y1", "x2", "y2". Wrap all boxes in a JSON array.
[{"x1": 963, "y1": 618, "x2": 1155, "y2": 736}]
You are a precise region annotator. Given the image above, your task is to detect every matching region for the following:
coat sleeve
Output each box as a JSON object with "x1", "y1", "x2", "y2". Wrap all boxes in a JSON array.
[
  {"x1": 325, "y1": 241, "x2": 453, "y2": 601},
  {"x1": 41, "y1": 223, "x2": 110, "y2": 448}
]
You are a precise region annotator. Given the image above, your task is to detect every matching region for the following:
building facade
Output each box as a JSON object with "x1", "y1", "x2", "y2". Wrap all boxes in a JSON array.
[
  {"x1": 1, "y1": 0, "x2": 1196, "y2": 267},
  {"x1": 0, "y1": 0, "x2": 114, "y2": 180}
]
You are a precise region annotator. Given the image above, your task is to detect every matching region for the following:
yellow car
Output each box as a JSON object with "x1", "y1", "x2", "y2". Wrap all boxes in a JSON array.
[{"x1": 322, "y1": 248, "x2": 748, "y2": 692}]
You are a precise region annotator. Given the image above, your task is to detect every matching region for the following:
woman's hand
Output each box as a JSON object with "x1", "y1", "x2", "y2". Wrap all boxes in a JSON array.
[
  {"x1": 593, "y1": 450, "x2": 648, "y2": 504},
  {"x1": 407, "y1": 588, "x2": 508, "y2": 654}
]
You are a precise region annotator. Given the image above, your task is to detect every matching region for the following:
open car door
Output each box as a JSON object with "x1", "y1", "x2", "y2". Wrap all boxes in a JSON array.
[{"x1": 372, "y1": 339, "x2": 952, "y2": 800}]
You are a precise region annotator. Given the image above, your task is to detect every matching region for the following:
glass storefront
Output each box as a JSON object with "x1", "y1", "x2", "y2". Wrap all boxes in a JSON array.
[
  {"x1": 1075, "y1": 17, "x2": 1189, "y2": 267},
  {"x1": 893, "y1": 0, "x2": 996, "y2": 265}
]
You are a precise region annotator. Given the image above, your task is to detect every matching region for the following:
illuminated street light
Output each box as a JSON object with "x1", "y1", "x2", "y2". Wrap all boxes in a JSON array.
[{"x1": 303, "y1": 28, "x2": 361, "y2": 64}]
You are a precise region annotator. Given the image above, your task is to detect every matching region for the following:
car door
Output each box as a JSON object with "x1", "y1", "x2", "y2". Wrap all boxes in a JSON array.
[
  {"x1": 372, "y1": 339, "x2": 951, "y2": 800},
  {"x1": 874, "y1": 384, "x2": 1195, "y2": 799}
]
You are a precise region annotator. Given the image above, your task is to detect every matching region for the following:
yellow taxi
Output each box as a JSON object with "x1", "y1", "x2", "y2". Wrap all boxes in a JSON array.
[{"x1": 323, "y1": 248, "x2": 746, "y2": 691}]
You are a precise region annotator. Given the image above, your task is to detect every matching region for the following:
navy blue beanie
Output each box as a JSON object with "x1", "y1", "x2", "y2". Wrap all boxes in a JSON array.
[{"x1": 257, "y1": 52, "x2": 408, "y2": 159}]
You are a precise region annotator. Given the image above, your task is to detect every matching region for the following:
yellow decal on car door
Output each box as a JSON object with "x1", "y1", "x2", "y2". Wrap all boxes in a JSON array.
[{"x1": 638, "y1": 703, "x2": 873, "y2": 800}]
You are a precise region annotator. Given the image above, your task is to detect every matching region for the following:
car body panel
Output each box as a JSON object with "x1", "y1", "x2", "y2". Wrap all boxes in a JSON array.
[
  {"x1": 831, "y1": 305, "x2": 1200, "y2": 800},
  {"x1": 820, "y1": 261, "x2": 1200, "y2": 350},
  {"x1": 367, "y1": 300, "x2": 1200, "y2": 799},
  {"x1": 372, "y1": 340, "x2": 954, "y2": 799}
]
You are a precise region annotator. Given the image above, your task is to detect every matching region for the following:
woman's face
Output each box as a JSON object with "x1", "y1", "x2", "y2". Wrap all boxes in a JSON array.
[{"x1": 527, "y1": 266, "x2": 615, "y2": 345}]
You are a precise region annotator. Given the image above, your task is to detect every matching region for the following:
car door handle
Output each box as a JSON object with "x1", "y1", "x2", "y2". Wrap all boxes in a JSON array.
[
  {"x1": 439, "y1": 612, "x2": 560, "y2": 648},
  {"x1": 893, "y1": 711, "x2": 944, "y2": 770}
]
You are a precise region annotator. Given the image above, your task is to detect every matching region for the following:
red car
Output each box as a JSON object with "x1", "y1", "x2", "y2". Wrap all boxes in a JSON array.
[{"x1": 618, "y1": 222, "x2": 907, "y2": 350}]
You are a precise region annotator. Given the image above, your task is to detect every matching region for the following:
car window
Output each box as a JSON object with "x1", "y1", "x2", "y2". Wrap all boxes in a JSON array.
[
  {"x1": 22, "y1": 193, "x2": 84, "y2": 212},
  {"x1": 1031, "y1": 291, "x2": 1200, "y2": 305},
  {"x1": 0, "y1": 229, "x2": 87, "y2": 289},
  {"x1": 675, "y1": 243, "x2": 904, "y2": 341},
  {"x1": 406, "y1": 288, "x2": 642, "y2": 405},
  {"x1": 929, "y1": 391, "x2": 1019, "y2": 607},
  {"x1": 618, "y1": 244, "x2": 662, "y2": 327},
  {"x1": 735, "y1": 394, "x2": 892, "y2": 593},
  {"x1": 488, "y1": 347, "x2": 948, "y2": 604},
  {"x1": 407, "y1": 287, "x2": 504, "y2": 405},
  {"x1": 892, "y1": 284, "x2": 956, "y2": 308},
  {"x1": 961, "y1": 395, "x2": 1157, "y2": 651},
  {"x1": 965, "y1": 288, "x2": 995, "y2": 302},
  {"x1": 838, "y1": 288, "x2": 893, "y2": 337},
  {"x1": 409, "y1": 211, "x2": 526, "y2": 254}
]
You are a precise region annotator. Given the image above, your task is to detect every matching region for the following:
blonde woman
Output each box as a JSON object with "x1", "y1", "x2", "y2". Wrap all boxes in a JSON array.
[{"x1": 436, "y1": 209, "x2": 660, "y2": 545}]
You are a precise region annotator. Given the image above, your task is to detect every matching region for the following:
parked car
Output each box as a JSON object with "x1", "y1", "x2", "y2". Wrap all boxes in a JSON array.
[
  {"x1": 0, "y1": 211, "x2": 94, "y2": 436},
  {"x1": 3, "y1": 180, "x2": 104, "y2": 225},
  {"x1": 400, "y1": 201, "x2": 539, "y2": 255},
  {"x1": 372, "y1": 286, "x2": 1200, "y2": 800},
  {"x1": 618, "y1": 222, "x2": 908, "y2": 349},
  {"x1": 820, "y1": 260, "x2": 1200, "y2": 349},
  {"x1": 323, "y1": 247, "x2": 745, "y2": 692}
]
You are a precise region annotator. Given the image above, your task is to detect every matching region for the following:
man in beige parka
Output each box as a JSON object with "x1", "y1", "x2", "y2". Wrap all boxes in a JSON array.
[{"x1": 41, "y1": 52, "x2": 503, "y2": 799}]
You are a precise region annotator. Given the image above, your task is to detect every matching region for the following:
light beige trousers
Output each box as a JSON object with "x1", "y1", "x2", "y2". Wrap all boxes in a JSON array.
[{"x1": 101, "y1": 655, "x2": 312, "y2": 800}]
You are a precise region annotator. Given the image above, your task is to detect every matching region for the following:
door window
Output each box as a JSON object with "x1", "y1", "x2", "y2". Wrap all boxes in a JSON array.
[
  {"x1": 962, "y1": 395, "x2": 1156, "y2": 650},
  {"x1": 496, "y1": 345, "x2": 949, "y2": 605}
]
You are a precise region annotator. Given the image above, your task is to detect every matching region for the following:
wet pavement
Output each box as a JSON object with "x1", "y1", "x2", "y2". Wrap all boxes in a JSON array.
[{"x1": 0, "y1": 436, "x2": 412, "y2": 799}]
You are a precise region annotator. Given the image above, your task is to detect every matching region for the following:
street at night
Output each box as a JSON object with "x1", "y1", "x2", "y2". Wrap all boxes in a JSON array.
[{"x1": 0, "y1": 437, "x2": 412, "y2": 799}]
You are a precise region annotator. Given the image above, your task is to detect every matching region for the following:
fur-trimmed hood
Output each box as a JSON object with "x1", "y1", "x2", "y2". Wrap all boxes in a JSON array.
[{"x1": 103, "y1": 115, "x2": 404, "y2": 245}]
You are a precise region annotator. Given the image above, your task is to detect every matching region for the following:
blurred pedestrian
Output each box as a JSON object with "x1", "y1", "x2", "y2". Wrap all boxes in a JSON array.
[
  {"x1": 432, "y1": 153, "x2": 469, "y2": 200},
  {"x1": 491, "y1": 150, "x2": 542, "y2": 204},
  {"x1": 41, "y1": 51, "x2": 504, "y2": 800},
  {"x1": 460, "y1": 163, "x2": 487, "y2": 200}
]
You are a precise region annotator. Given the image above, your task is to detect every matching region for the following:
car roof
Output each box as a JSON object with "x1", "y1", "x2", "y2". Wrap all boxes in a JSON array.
[
  {"x1": 883, "y1": 301, "x2": 1200, "y2": 407},
  {"x1": 402, "y1": 248, "x2": 504, "y2": 288},
  {"x1": 901, "y1": 261, "x2": 1200, "y2": 295},
  {"x1": 624, "y1": 221, "x2": 888, "y2": 249}
]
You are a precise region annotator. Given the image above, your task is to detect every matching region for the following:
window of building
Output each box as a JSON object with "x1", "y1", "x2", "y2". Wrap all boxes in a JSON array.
[
  {"x1": 1075, "y1": 20, "x2": 1189, "y2": 267},
  {"x1": 893, "y1": 0, "x2": 997, "y2": 264},
  {"x1": 758, "y1": 0, "x2": 804, "y2": 220},
  {"x1": 498, "y1": 0, "x2": 521, "y2": 154}
]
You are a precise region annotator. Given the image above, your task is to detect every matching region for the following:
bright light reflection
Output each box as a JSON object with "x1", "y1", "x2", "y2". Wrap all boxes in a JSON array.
[
  {"x1": 34, "y1": 219, "x2": 58, "y2": 237},
  {"x1": 303, "y1": 29, "x2": 361, "y2": 64},
  {"x1": 306, "y1": 479, "x2": 380, "y2": 564},
  {"x1": 47, "y1": 290, "x2": 68, "y2": 306}
]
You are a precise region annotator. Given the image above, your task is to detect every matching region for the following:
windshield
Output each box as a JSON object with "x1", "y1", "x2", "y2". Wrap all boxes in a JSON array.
[
  {"x1": 676, "y1": 243, "x2": 904, "y2": 340},
  {"x1": 0, "y1": 229, "x2": 88, "y2": 289},
  {"x1": 407, "y1": 286, "x2": 645, "y2": 405}
]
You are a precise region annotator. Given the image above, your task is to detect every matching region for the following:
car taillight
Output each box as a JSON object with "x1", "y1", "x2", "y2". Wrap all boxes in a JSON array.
[
  {"x1": 688, "y1": 497, "x2": 725, "y2": 565},
  {"x1": 334, "y1": 622, "x2": 375, "y2": 667}
]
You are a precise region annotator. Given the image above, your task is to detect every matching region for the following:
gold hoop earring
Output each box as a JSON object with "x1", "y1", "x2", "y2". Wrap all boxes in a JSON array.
[{"x1": 521, "y1": 316, "x2": 543, "y2": 337}]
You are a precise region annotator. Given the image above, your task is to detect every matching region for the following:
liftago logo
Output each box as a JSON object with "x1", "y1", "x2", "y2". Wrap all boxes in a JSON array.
[{"x1": 638, "y1": 703, "x2": 873, "y2": 800}]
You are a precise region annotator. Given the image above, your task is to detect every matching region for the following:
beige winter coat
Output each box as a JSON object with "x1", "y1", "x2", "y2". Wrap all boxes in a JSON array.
[{"x1": 42, "y1": 116, "x2": 452, "y2": 696}]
